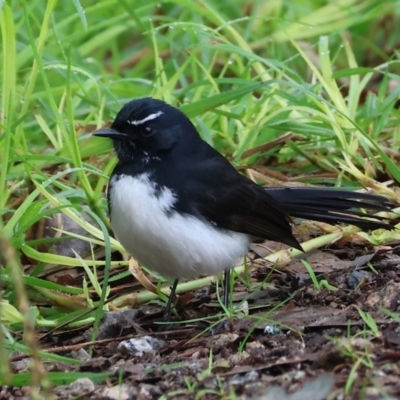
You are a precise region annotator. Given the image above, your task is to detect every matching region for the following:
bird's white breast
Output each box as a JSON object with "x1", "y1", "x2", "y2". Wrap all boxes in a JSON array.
[{"x1": 109, "y1": 174, "x2": 250, "y2": 279}]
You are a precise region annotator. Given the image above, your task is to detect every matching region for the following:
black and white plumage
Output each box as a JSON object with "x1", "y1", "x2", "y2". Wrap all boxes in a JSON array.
[{"x1": 94, "y1": 97, "x2": 391, "y2": 318}]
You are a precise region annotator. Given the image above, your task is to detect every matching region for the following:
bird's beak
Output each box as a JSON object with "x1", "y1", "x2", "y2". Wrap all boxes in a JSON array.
[{"x1": 93, "y1": 127, "x2": 128, "y2": 140}]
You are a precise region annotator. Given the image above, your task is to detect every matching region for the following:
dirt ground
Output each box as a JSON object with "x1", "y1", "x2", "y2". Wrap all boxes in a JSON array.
[{"x1": 5, "y1": 239, "x2": 400, "y2": 400}]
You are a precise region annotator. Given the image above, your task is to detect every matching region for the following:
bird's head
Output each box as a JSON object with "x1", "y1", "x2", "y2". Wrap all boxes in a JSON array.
[{"x1": 93, "y1": 98, "x2": 195, "y2": 162}]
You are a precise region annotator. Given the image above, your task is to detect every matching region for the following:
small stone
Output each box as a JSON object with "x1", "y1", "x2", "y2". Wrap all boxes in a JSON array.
[
  {"x1": 71, "y1": 348, "x2": 91, "y2": 362},
  {"x1": 101, "y1": 384, "x2": 137, "y2": 400},
  {"x1": 138, "y1": 383, "x2": 162, "y2": 399},
  {"x1": 117, "y1": 336, "x2": 165, "y2": 356},
  {"x1": 347, "y1": 270, "x2": 371, "y2": 289},
  {"x1": 70, "y1": 378, "x2": 95, "y2": 395},
  {"x1": 229, "y1": 370, "x2": 259, "y2": 385},
  {"x1": 264, "y1": 325, "x2": 284, "y2": 335}
]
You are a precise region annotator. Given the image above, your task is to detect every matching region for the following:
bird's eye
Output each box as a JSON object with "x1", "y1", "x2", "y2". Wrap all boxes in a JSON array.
[{"x1": 141, "y1": 126, "x2": 153, "y2": 137}]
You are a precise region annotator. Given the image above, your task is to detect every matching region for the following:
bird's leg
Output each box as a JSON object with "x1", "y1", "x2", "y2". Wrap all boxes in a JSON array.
[
  {"x1": 162, "y1": 278, "x2": 179, "y2": 322},
  {"x1": 223, "y1": 268, "x2": 231, "y2": 311},
  {"x1": 211, "y1": 268, "x2": 232, "y2": 334}
]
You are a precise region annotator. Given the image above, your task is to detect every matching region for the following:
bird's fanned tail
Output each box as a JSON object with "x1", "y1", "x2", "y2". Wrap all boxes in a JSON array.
[{"x1": 265, "y1": 187, "x2": 392, "y2": 230}]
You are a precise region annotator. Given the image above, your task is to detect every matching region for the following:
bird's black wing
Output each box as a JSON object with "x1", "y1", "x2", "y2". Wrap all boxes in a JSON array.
[
  {"x1": 265, "y1": 187, "x2": 391, "y2": 230},
  {"x1": 179, "y1": 155, "x2": 302, "y2": 250}
]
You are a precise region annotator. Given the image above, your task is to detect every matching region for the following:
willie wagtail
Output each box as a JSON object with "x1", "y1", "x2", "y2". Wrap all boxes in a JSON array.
[{"x1": 94, "y1": 97, "x2": 392, "y2": 320}]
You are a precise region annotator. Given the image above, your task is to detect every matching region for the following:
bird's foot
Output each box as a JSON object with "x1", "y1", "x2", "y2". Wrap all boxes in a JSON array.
[{"x1": 210, "y1": 319, "x2": 231, "y2": 334}]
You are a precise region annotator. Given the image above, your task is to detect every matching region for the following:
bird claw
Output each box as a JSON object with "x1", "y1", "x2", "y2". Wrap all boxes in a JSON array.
[{"x1": 210, "y1": 319, "x2": 230, "y2": 334}]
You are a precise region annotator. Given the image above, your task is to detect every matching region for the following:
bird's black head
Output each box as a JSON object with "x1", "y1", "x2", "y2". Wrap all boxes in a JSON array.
[{"x1": 93, "y1": 98, "x2": 197, "y2": 163}]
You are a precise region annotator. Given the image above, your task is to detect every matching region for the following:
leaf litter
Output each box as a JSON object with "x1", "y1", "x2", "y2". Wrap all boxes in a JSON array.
[{"x1": 5, "y1": 214, "x2": 400, "y2": 399}]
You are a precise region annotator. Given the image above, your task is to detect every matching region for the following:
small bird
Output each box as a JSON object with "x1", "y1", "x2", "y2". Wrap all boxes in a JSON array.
[{"x1": 94, "y1": 97, "x2": 391, "y2": 320}]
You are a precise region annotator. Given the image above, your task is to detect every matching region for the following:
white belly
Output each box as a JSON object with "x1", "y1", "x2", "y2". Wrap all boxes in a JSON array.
[{"x1": 109, "y1": 174, "x2": 250, "y2": 279}]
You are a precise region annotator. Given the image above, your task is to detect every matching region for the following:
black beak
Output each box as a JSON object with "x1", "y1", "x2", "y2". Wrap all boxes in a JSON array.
[{"x1": 93, "y1": 127, "x2": 128, "y2": 140}]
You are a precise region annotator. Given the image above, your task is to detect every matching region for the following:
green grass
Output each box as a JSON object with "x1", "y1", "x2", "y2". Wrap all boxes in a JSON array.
[{"x1": 1, "y1": 0, "x2": 400, "y2": 395}]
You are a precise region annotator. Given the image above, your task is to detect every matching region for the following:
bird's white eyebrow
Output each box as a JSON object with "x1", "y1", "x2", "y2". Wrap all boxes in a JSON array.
[{"x1": 127, "y1": 111, "x2": 163, "y2": 126}]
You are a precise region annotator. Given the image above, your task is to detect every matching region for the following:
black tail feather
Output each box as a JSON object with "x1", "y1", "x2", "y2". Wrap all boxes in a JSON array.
[{"x1": 265, "y1": 187, "x2": 392, "y2": 231}]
